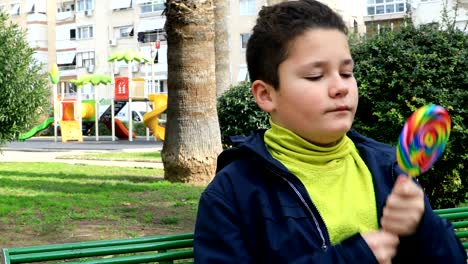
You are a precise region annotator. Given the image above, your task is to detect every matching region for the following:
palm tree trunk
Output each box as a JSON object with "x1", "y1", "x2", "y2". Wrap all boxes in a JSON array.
[
  {"x1": 214, "y1": 0, "x2": 231, "y2": 97},
  {"x1": 163, "y1": 0, "x2": 223, "y2": 184}
]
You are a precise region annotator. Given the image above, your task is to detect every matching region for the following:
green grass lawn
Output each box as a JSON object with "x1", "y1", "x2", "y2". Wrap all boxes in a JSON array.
[
  {"x1": 60, "y1": 151, "x2": 162, "y2": 162},
  {"x1": 0, "y1": 162, "x2": 204, "y2": 247}
]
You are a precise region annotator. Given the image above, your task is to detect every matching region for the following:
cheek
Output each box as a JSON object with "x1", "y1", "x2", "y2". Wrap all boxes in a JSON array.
[{"x1": 349, "y1": 81, "x2": 359, "y2": 98}]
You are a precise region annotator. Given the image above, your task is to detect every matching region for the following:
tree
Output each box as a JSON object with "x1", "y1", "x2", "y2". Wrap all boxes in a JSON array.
[
  {"x1": 0, "y1": 12, "x2": 50, "y2": 146},
  {"x1": 214, "y1": 0, "x2": 231, "y2": 97},
  {"x1": 350, "y1": 24, "x2": 467, "y2": 208},
  {"x1": 217, "y1": 81, "x2": 269, "y2": 147},
  {"x1": 163, "y1": 0, "x2": 222, "y2": 184}
]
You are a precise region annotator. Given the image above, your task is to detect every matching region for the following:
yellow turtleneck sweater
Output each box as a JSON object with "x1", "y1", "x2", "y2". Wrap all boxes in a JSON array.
[{"x1": 264, "y1": 120, "x2": 378, "y2": 244}]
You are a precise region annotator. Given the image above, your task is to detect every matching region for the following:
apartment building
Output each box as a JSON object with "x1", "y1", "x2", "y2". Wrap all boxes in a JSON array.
[
  {"x1": 0, "y1": 0, "x2": 365, "y2": 93},
  {"x1": 0, "y1": 0, "x2": 167, "y2": 97},
  {"x1": 364, "y1": 0, "x2": 468, "y2": 35}
]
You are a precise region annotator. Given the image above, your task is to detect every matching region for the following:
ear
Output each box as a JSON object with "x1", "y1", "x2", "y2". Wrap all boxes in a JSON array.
[{"x1": 252, "y1": 80, "x2": 276, "y2": 113}]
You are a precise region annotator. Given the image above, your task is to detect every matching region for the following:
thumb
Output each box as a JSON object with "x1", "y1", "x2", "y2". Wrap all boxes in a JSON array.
[
  {"x1": 394, "y1": 175, "x2": 411, "y2": 195},
  {"x1": 395, "y1": 174, "x2": 409, "y2": 185}
]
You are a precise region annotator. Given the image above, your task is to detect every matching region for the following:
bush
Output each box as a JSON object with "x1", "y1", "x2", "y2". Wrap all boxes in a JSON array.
[
  {"x1": 351, "y1": 24, "x2": 467, "y2": 208},
  {"x1": 217, "y1": 81, "x2": 269, "y2": 146},
  {"x1": 0, "y1": 12, "x2": 50, "y2": 145}
]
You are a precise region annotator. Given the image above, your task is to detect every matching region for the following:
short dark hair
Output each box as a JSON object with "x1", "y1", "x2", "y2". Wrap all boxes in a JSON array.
[{"x1": 246, "y1": 0, "x2": 348, "y2": 89}]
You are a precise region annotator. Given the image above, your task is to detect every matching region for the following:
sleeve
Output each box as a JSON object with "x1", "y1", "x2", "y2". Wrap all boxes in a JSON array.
[
  {"x1": 194, "y1": 189, "x2": 255, "y2": 263},
  {"x1": 194, "y1": 189, "x2": 379, "y2": 264},
  {"x1": 393, "y1": 194, "x2": 466, "y2": 263}
]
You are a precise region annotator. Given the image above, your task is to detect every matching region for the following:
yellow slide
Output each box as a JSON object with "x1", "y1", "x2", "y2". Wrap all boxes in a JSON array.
[{"x1": 143, "y1": 94, "x2": 168, "y2": 141}]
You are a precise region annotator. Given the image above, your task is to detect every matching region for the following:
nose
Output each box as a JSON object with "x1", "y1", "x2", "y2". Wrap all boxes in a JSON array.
[{"x1": 328, "y1": 74, "x2": 349, "y2": 98}]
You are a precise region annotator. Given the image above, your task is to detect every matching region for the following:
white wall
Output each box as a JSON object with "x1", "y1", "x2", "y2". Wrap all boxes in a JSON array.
[
  {"x1": 27, "y1": 24, "x2": 48, "y2": 48},
  {"x1": 56, "y1": 24, "x2": 77, "y2": 50},
  {"x1": 32, "y1": 51, "x2": 49, "y2": 66},
  {"x1": 412, "y1": 0, "x2": 444, "y2": 26}
]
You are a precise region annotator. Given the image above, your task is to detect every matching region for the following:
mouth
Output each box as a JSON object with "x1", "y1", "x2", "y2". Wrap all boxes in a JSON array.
[{"x1": 327, "y1": 106, "x2": 351, "y2": 113}]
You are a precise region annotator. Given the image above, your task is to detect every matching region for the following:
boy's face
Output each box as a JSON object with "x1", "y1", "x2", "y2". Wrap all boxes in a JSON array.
[{"x1": 256, "y1": 29, "x2": 358, "y2": 146}]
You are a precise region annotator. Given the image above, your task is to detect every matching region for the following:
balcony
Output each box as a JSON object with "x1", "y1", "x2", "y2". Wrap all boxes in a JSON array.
[
  {"x1": 58, "y1": 65, "x2": 77, "y2": 77},
  {"x1": 56, "y1": 11, "x2": 75, "y2": 21}
]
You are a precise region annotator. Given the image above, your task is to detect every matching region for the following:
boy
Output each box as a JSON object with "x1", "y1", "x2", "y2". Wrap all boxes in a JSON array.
[{"x1": 194, "y1": 0, "x2": 465, "y2": 263}]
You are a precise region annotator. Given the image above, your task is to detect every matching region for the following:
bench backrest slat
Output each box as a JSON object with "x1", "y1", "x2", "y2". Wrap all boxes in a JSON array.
[
  {"x1": 452, "y1": 221, "x2": 468, "y2": 229},
  {"x1": 6, "y1": 233, "x2": 193, "y2": 255},
  {"x1": 456, "y1": 230, "x2": 468, "y2": 239},
  {"x1": 434, "y1": 207, "x2": 468, "y2": 215},
  {"x1": 64, "y1": 250, "x2": 194, "y2": 264},
  {"x1": 9, "y1": 239, "x2": 193, "y2": 263},
  {"x1": 436, "y1": 207, "x2": 468, "y2": 252},
  {"x1": 436, "y1": 212, "x2": 468, "y2": 220}
]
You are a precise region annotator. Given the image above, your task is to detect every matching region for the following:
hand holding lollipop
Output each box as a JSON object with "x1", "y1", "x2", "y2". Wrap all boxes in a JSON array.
[
  {"x1": 396, "y1": 104, "x2": 451, "y2": 177},
  {"x1": 382, "y1": 105, "x2": 451, "y2": 236}
]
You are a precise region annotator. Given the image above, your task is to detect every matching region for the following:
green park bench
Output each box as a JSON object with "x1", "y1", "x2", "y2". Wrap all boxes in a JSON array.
[
  {"x1": 2, "y1": 233, "x2": 194, "y2": 264},
  {"x1": 2, "y1": 206, "x2": 467, "y2": 263},
  {"x1": 434, "y1": 206, "x2": 468, "y2": 256}
]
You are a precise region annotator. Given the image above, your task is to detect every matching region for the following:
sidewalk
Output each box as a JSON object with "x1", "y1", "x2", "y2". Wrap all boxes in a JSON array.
[{"x1": 0, "y1": 136, "x2": 164, "y2": 169}]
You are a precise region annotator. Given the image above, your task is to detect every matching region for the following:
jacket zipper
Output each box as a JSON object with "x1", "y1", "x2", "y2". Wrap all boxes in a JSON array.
[{"x1": 277, "y1": 174, "x2": 328, "y2": 251}]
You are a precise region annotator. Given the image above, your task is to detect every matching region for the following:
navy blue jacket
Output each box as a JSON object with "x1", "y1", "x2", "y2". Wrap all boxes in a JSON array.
[{"x1": 194, "y1": 130, "x2": 465, "y2": 263}]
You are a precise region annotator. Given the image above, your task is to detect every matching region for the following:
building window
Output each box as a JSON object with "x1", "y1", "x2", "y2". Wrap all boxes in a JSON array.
[
  {"x1": 112, "y1": 0, "x2": 133, "y2": 10},
  {"x1": 77, "y1": 0, "x2": 94, "y2": 11},
  {"x1": 117, "y1": 26, "x2": 133, "y2": 38},
  {"x1": 70, "y1": 29, "x2": 76, "y2": 40},
  {"x1": 58, "y1": 3, "x2": 75, "y2": 12},
  {"x1": 26, "y1": 3, "x2": 35, "y2": 14},
  {"x1": 140, "y1": 0, "x2": 164, "y2": 13},
  {"x1": 76, "y1": 51, "x2": 95, "y2": 68},
  {"x1": 138, "y1": 29, "x2": 166, "y2": 43},
  {"x1": 240, "y1": 0, "x2": 255, "y2": 16},
  {"x1": 10, "y1": 3, "x2": 20, "y2": 16},
  {"x1": 237, "y1": 64, "x2": 249, "y2": 82},
  {"x1": 367, "y1": 0, "x2": 405, "y2": 16},
  {"x1": 77, "y1": 26, "x2": 94, "y2": 39},
  {"x1": 145, "y1": 79, "x2": 166, "y2": 93},
  {"x1": 57, "y1": 52, "x2": 77, "y2": 70},
  {"x1": 240, "y1": 33, "x2": 250, "y2": 49}
]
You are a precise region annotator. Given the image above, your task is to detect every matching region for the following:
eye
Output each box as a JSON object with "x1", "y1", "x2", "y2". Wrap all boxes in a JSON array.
[
  {"x1": 340, "y1": 73, "x2": 353, "y2": 78},
  {"x1": 305, "y1": 76, "x2": 322, "y2": 81}
]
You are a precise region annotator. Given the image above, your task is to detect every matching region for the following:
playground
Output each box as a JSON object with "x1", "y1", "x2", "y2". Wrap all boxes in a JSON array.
[{"x1": 19, "y1": 49, "x2": 167, "y2": 144}]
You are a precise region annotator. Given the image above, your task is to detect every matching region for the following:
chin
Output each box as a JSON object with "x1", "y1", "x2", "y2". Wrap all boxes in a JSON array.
[
  {"x1": 324, "y1": 129, "x2": 350, "y2": 142},
  {"x1": 329, "y1": 122, "x2": 353, "y2": 134},
  {"x1": 329, "y1": 125, "x2": 352, "y2": 135}
]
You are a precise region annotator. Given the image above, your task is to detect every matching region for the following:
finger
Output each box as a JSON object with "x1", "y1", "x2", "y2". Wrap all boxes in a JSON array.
[
  {"x1": 392, "y1": 177, "x2": 423, "y2": 197},
  {"x1": 381, "y1": 217, "x2": 408, "y2": 234},
  {"x1": 385, "y1": 193, "x2": 424, "y2": 211},
  {"x1": 381, "y1": 208, "x2": 421, "y2": 235},
  {"x1": 380, "y1": 231, "x2": 400, "y2": 247},
  {"x1": 376, "y1": 233, "x2": 399, "y2": 264},
  {"x1": 395, "y1": 174, "x2": 409, "y2": 186},
  {"x1": 383, "y1": 206, "x2": 410, "y2": 221},
  {"x1": 385, "y1": 193, "x2": 406, "y2": 209}
]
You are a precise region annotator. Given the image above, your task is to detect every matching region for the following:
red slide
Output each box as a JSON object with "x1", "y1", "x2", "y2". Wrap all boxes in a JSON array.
[{"x1": 104, "y1": 118, "x2": 136, "y2": 140}]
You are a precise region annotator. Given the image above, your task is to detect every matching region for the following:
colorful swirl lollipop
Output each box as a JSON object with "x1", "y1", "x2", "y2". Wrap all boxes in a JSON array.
[{"x1": 396, "y1": 104, "x2": 451, "y2": 177}]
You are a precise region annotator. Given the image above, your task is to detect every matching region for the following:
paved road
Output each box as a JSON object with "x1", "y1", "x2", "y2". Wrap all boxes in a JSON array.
[{"x1": 0, "y1": 136, "x2": 164, "y2": 168}]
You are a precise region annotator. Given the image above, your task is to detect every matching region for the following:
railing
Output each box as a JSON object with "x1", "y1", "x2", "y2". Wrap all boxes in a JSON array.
[{"x1": 58, "y1": 65, "x2": 76, "y2": 71}]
